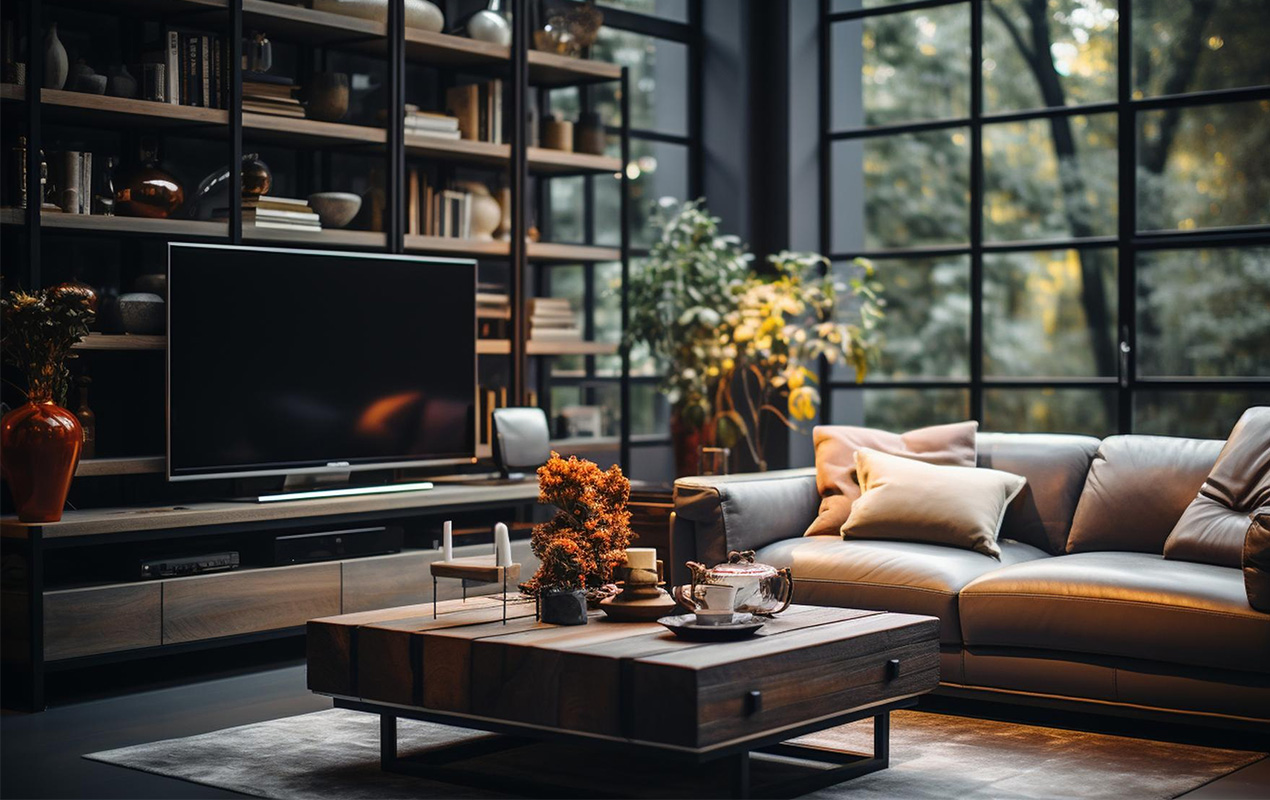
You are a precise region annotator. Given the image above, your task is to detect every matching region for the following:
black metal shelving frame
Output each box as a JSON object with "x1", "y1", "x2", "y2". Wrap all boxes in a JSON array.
[{"x1": 7, "y1": 0, "x2": 633, "y2": 468}]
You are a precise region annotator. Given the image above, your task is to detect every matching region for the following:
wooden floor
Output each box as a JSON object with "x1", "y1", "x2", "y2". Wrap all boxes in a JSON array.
[{"x1": 1, "y1": 641, "x2": 1266, "y2": 799}]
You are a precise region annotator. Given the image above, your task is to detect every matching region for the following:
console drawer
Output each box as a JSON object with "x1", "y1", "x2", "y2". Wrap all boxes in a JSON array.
[
  {"x1": 45, "y1": 583, "x2": 162, "y2": 660},
  {"x1": 163, "y1": 562, "x2": 340, "y2": 644}
]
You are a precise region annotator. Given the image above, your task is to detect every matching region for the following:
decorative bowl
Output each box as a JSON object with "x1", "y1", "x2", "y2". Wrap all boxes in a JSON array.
[
  {"x1": 133, "y1": 274, "x2": 167, "y2": 300},
  {"x1": 307, "y1": 192, "x2": 362, "y2": 229},
  {"x1": 118, "y1": 292, "x2": 165, "y2": 334}
]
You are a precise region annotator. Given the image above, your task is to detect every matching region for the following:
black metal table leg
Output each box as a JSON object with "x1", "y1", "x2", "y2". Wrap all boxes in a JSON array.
[
  {"x1": 731, "y1": 752, "x2": 752, "y2": 799},
  {"x1": 380, "y1": 714, "x2": 398, "y2": 770}
]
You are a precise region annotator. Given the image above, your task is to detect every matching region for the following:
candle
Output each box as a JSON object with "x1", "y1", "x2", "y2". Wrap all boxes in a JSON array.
[
  {"x1": 442, "y1": 520, "x2": 453, "y2": 562},
  {"x1": 494, "y1": 522, "x2": 512, "y2": 566},
  {"x1": 624, "y1": 547, "x2": 656, "y2": 570}
]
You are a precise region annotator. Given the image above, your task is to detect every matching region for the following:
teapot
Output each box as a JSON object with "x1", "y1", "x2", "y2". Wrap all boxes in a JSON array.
[{"x1": 674, "y1": 550, "x2": 794, "y2": 616}]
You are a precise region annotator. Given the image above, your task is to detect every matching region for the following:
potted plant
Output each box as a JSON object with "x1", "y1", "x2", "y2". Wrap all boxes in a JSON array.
[
  {"x1": 1, "y1": 285, "x2": 96, "y2": 522},
  {"x1": 710, "y1": 252, "x2": 884, "y2": 471},
  {"x1": 625, "y1": 199, "x2": 752, "y2": 477},
  {"x1": 521, "y1": 452, "x2": 633, "y2": 624}
]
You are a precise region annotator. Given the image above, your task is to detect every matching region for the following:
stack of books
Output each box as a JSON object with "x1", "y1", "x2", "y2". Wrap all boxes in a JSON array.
[
  {"x1": 213, "y1": 196, "x2": 321, "y2": 231},
  {"x1": 477, "y1": 283, "x2": 511, "y2": 339},
  {"x1": 404, "y1": 106, "x2": 460, "y2": 140},
  {"x1": 242, "y1": 75, "x2": 302, "y2": 118},
  {"x1": 407, "y1": 171, "x2": 473, "y2": 238},
  {"x1": 160, "y1": 28, "x2": 225, "y2": 108},
  {"x1": 445, "y1": 80, "x2": 504, "y2": 143},
  {"x1": 527, "y1": 297, "x2": 582, "y2": 342}
]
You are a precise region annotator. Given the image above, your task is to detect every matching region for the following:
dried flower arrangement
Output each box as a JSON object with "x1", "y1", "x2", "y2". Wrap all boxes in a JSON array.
[
  {"x1": 1, "y1": 285, "x2": 96, "y2": 404},
  {"x1": 521, "y1": 451, "x2": 633, "y2": 596}
]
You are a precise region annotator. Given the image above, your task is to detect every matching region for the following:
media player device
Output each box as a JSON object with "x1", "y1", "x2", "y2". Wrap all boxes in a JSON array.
[
  {"x1": 140, "y1": 552, "x2": 240, "y2": 579},
  {"x1": 271, "y1": 526, "x2": 403, "y2": 565}
]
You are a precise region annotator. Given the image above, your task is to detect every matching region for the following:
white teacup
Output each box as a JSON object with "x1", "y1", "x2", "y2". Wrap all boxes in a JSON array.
[{"x1": 692, "y1": 584, "x2": 737, "y2": 626}]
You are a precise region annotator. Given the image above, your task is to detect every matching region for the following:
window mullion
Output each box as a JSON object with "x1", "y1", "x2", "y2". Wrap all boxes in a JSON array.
[
  {"x1": 969, "y1": 0, "x2": 985, "y2": 425},
  {"x1": 1117, "y1": 0, "x2": 1136, "y2": 433}
]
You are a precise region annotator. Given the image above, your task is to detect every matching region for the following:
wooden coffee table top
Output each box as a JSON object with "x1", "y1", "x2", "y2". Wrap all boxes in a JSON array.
[{"x1": 308, "y1": 599, "x2": 939, "y2": 753}]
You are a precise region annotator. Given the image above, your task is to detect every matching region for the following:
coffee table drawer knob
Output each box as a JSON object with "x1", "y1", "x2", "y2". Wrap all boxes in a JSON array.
[
  {"x1": 886, "y1": 658, "x2": 901, "y2": 680},
  {"x1": 746, "y1": 690, "x2": 763, "y2": 715}
]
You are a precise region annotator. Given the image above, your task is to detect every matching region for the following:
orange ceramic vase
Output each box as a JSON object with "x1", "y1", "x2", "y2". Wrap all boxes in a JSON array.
[{"x1": 1, "y1": 401, "x2": 82, "y2": 522}]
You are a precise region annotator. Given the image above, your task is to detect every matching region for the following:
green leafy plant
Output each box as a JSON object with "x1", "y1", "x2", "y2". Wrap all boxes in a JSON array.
[
  {"x1": 1, "y1": 286, "x2": 96, "y2": 405},
  {"x1": 624, "y1": 198, "x2": 753, "y2": 432}
]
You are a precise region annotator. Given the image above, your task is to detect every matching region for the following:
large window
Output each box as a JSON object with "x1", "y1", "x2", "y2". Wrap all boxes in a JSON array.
[
  {"x1": 823, "y1": 0, "x2": 1269, "y2": 438},
  {"x1": 538, "y1": 1, "x2": 699, "y2": 453}
]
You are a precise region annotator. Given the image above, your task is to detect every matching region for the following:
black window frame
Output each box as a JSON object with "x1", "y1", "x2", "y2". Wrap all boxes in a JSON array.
[{"x1": 818, "y1": 0, "x2": 1270, "y2": 436}]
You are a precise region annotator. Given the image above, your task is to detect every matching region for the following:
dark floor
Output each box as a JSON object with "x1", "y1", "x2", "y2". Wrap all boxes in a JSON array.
[{"x1": 2, "y1": 643, "x2": 1268, "y2": 800}]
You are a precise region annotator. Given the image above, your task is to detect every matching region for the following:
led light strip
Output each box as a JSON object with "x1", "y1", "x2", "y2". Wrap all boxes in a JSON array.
[{"x1": 257, "y1": 481, "x2": 435, "y2": 503}]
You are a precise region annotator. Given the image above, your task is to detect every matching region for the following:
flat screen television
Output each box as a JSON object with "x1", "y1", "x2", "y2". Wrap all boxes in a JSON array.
[{"x1": 167, "y1": 243, "x2": 477, "y2": 481}]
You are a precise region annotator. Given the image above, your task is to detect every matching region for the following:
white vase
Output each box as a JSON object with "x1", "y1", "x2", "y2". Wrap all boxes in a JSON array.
[
  {"x1": 312, "y1": 0, "x2": 444, "y2": 32},
  {"x1": 467, "y1": 1, "x2": 511, "y2": 46},
  {"x1": 458, "y1": 182, "x2": 502, "y2": 242},
  {"x1": 44, "y1": 23, "x2": 67, "y2": 90}
]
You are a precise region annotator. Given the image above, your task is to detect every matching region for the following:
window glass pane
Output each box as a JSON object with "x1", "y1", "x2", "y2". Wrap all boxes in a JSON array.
[
  {"x1": 590, "y1": 29, "x2": 688, "y2": 136},
  {"x1": 549, "y1": 386, "x2": 584, "y2": 436},
  {"x1": 984, "y1": 249, "x2": 1118, "y2": 378},
  {"x1": 546, "y1": 177, "x2": 585, "y2": 242},
  {"x1": 1133, "y1": 0, "x2": 1270, "y2": 97},
  {"x1": 1137, "y1": 99, "x2": 1270, "y2": 232},
  {"x1": 548, "y1": 86, "x2": 579, "y2": 119},
  {"x1": 984, "y1": 388, "x2": 1115, "y2": 435},
  {"x1": 596, "y1": 139, "x2": 688, "y2": 248},
  {"x1": 833, "y1": 257, "x2": 970, "y2": 380},
  {"x1": 831, "y1": 129, "x2": 970, "y2": 252},
  {"x1": 983, "y1": 113, "x2": 1117, "y2": 242},
  {"x1": 545, "y1": 266, "x2": 586, "y2": 377},
  {"x1": 598, "y1": 0, "x2": 689, "y2": 23},
  {"x1": 1134, "y1": 390, "x2": 1270, "y2": 439},
  {"x1": 830, "y1": 388, "x2": 972, "y2": 430},
  {"x1": 832, "y1": 0, "x2": 915, "y2": 11},
  {"x1": 629, "y1": 382, "x2": 669, "y2": 436},
  {"x1": 831, "y1": 4, "x2": 970, "y2": 130},
  {"x1": 1136, "y1": 247, "x2": 1270, "y2": 378},
  {"x1": 982, "y1": 0, "x2": 1117, "y2": 113},
  {"x1": 594, "y1": 261, "x2": 622, "y2": 377}
]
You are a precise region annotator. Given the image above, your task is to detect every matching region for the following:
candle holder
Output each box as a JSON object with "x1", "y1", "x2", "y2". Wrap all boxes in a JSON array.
[
  {"x1": 599, "y1": 558, "x2": 678, "y2": 622},
  {"x1": 430, "y1": 521, "x2": 521, "y2": 624}
]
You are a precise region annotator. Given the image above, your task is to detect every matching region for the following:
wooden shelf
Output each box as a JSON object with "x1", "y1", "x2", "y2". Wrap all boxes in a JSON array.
[
  {"x1": 528, "y1": 147, "x2": 622, "y2": 175},
  {"x1": 526, "y1": 340, "x2": 619, "y2": 356},
  {"x1": 528, "y1": 51, "x2": 622, "y2": 87},
  {"x1": 243, "y1": 226, "x2": 387, "y2": 248},
  {"x1": 477, "y1": 339, "x2": 512, "y2": 355},
  {"x1": 404, "y1": 134, "x2": 509, "y2": 166},
  {"x1": 404, "y1": 28, "x2": 510, "y2": 68},
  {"x1": 243, "y1": 113, "x2": 386, "y2": 147},
  {"x1": 403, "y1": 235, "x2": 507, "y2": 257},
  {"x1": 2, "y1": 481, "x2": 540, "y2": 539},
  {"x1": 529, "y1": 242, "x2": 621, "y2": 263},
  {"x1": 72, "y1": 334, "x2": 165, "y2": 351},
  {"x1": 75, "y1": 456, "x2": 166, "y2": 478},
  {"x1": 242, "y1": 0, "x2": 382, "y2": 46},
  {"x1": 550, "y1": 436, "x2": 621, "y2": 452},
  {"x1": 0, "y1": 209, "x2": 228, "y2": 238},
  {"x1": 6, "y1": 86, "x2": 228, "y2": 128}
]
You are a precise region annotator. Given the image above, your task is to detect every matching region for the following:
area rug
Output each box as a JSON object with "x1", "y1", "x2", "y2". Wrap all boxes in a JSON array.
[{"x1": 85, "y1": 708, "x2": 1264, "y2": 799}]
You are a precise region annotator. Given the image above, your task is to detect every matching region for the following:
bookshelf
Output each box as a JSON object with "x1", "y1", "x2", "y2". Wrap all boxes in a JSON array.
[{"x1": 2, "y1": 0, "x2": 632, "y2": 478}]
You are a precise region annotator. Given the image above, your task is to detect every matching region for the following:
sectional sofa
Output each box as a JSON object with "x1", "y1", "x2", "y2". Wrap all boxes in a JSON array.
[{"x1": 672, "y1": 431, "x2": 1270, "y2": 729}]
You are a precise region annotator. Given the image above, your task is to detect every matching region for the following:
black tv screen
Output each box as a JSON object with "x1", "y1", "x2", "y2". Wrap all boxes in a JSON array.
[{"x1": 168, "y1": 244, "x2": 476, "y2": 480}]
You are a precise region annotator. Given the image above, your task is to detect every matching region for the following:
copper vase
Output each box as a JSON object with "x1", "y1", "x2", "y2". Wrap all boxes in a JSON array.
[{"x1": 1, "y1": 400, "x2": 83, "y2": 523}]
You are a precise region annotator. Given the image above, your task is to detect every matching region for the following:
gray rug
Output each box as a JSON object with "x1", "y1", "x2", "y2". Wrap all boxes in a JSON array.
[{"x1": 85, "y1": 708, "x2": 1264, "y2": 799}]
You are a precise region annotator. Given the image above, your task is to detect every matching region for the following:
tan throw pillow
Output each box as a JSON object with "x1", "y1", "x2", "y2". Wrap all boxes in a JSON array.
[
  {"x1": 803, "y1": 420, "x2": 978, "y2": 537},
  {"x1": 842, "y1": 448, "x2": 1027, "y2": 558},
  {"x1": 1164, "y1": 406, "x2": 1270, "y2": 568}
]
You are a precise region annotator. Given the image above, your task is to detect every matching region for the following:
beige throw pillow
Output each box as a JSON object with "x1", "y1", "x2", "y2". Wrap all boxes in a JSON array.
[
  {"x1": 804, "y1": 420, "x2": 978, "y2": 537},
  {"x1": 842, "y1": 448, "x2": 1027, "y2": 558}
]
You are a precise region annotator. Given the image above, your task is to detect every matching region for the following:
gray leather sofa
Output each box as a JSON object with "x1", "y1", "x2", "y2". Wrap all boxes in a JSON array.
[{"x1": 671, "y1": 433, "x2": 1270, "y2": 728}]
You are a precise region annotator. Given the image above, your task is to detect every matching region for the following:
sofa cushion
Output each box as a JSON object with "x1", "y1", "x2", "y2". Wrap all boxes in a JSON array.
[
  {"x1": 1248, "y1": 510, "x2": 1270, "y2": 613},
  {"x1": 1164, "y1": 407, "x2": 1270, "y2": 568},
  {"x1": 1065, "y1": 436, "x2": 1223, "y2": 555},
  {"x1": 977, "y1": 433, "x2": 1100, "y2": 555},
  {"x1": 843, "y1": 448, "x2": 1026, "y2": 558},
  {"x1": 756, "y1": 536, "x2": 1049, "y2": 645},
  {"x1": 960, "y1": 552, "x2": 1270, "y2": 674},
  {"x1": 804, "y1": 421, "x2": 977, "y2": 537}
]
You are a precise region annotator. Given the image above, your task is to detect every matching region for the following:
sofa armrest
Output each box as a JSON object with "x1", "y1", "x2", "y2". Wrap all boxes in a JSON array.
[
  {"x1": 670, "y1": 468, "x2": 819, "y2": 585},
  {"x1": 1245, "y1": 506, "x2": 1270, "y2": 613}
]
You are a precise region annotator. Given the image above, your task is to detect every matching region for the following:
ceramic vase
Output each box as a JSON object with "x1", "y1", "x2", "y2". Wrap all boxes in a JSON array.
[
  {"x1": 106, "y1": 64, "x2": 138, "y2": 98},
  {"x1": 0, "y1": 401, "x2": 83, "y2": 523},
  {"x1": 458, "y1": 182, "x2": 501, "y2": 241},
  {"x1": 467, "y1": 0, "x2": 511, "y2": 46},
  {"x1": 43, "y1": 23, "x2": 67, "y2": 90},
  {"x1": 540, "y1": 589, "x2": 588, "y2": 626}
]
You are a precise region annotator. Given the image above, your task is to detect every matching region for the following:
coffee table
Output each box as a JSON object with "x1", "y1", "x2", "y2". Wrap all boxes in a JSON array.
[{"x1": 308, "y1": 598, "x2": 939, "y2": 798}]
